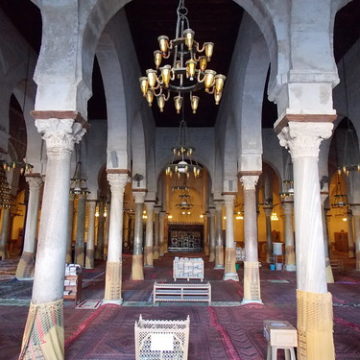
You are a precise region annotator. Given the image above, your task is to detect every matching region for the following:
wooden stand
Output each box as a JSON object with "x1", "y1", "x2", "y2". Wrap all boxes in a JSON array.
[{"x1": 64, "y1": 265, "x2": 82, "y2": 304}]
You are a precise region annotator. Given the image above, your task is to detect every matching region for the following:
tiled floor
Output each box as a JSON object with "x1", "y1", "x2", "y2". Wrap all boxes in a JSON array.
[{"x1": 1, "y1": 254, "x2": 360, "y2": 359}]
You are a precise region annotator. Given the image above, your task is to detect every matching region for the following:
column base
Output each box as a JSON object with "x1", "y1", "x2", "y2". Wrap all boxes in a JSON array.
[
  {"x1": 204, "y1": 245, "x2": 210, "y2": 257},
  {"x1": 285, "y1": 245, "x2": 296, "y2": 267},
  {"x1": 19, "y1": 299, "x2": 64, "y2": 360},
  {"x1": 65, "y1": 252, "x2": 72, "y2": 264},
  {"x1": 223, "y1": 272, "x2": 239, "y2": 281},
  {"x1": 16, "y1": 251, "x2": 35, "y2": 280},
  {"x1": 153, "y1": 245, "x2": 160, "y2": 260},
  {"x1": 159, "y1": 244, "x2": 164, "y2": 257},
  {"x1": 102, "y1": 299, "x2": 122, "y2": 306},
  {"x1": 243, "y1": 261, "x2": 261, "y2": 303},
  {"x1": 144, "y1": 246, "x2": 153, "y2": 267},
  {"x1": 214, "y1": 264, "x2": 224, "y2": 270},
  {"x1": 240, "y1": 299, "x2": 263, "y2": 305},
  {"x1": 85, "y1": 249, "x2": 95, "y2": 269},
  {"x1": 131, "y1": 254, "x2": 144, "y2": 280},
  {"x1": 285, "y1": 264, "x2": 297, "y2": 272},
  {"x1": 209, "y1": 250, "x2": 215, "y2": 263},
  {"x1": 104, "y1": 261, "x2": 122, "y2": 302},
  {"x1": 297, "y1": 290, "x2": 335, "y2": 360},
  {"x1": 325, "y1": 258, "x2": 334, "y2": 284},
  {"x1": 215, "y1": 245, "x2": 224, "y2": 268},
  {"x1": 75, "y1": 248, "x2": 85, "y2": 267}
]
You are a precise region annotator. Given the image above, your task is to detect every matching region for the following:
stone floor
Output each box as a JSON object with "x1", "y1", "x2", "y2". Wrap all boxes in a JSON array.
[{"x1": 0, "y1": 253, "x2": 360, "y2": 359}]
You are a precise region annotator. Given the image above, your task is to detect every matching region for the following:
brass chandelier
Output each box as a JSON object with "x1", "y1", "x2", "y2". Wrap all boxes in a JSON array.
[{"x1": 139, "y1": 0, "x2": 226, "y2": 114}]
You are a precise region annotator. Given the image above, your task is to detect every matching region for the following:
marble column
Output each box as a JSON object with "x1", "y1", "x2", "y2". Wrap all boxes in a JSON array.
[
  {"x1": 95, "y1": 202, "x2": 105, "y2": 260},
  {"x1": 278, "y1": 121, "x2": 334, "y2": 359},
  {"x1": 85, "y1": 199, "x2": 96, "y2": 269},
  {"x1": 241, "y1": 175, "x2": 262, "y2": 304},
  {"x1": 263, "y1": 205, "x2": 273, "y2": 263},
  {"x1": 74, "y1": 193, "x2": 86, "y2": 266},
  {"x1": 103, "y1": 206, "x2": 110, "y2": 259},
  {"x1": 347, "y1": 212, "x2": 355, "y2": 258},
  {"x1": 203, "y1": 212, "x2": 210, "y2": 256},
  {"x1": 320, "y1": 194, "x2": 334, "y2": 283},
  {"x1": 214, "y1": 201, "x2": 224, "y2": 269},
  {"x1": 282, "y1": 201, "x2": 296, "y2": 271},
  {"x1": 159, "y1": 210, "x2": 166, "y2": 256},
  {"x1": 144, "y1": 201, "x2": 155, "y2": 267},
  {"x1": 131, "y1": 191, "x2": 145, "y2": 280},
  {"x1": 123, "y1": 212, "x2": 130, "y2": 250},
  {"x1": 0, "y1": 207, "x2": 10, "y2": 260},
  {"x1": 153, "y1": 207, "x2": 160, "y2": 260},
  {"x1": 209, "y1": 207, "x2": 216, "y2": 262},
  {"x1": 103, "y1": 173, "x2": 128, "y2": 304},
  {"x1": 351, "y1": 205, "x2": 360, "y2": 271},
  {"x1": 20, "y1": 118, "x2": 85, "y2": 359},
  {"x1": 16, "y1": 175, "x2": 43, "y2": 280},
  {"x1": 223, "y1": 194, "x2": 238, "y2": 280},
  {"x1": 65, "y1": 194, "x2": 74, "y2": 263}
]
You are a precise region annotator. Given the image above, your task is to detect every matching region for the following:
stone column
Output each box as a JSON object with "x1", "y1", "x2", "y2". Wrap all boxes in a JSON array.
[
  {"x1": 278, "y1": 121, "x2": 334, "y2": 359},
  {"x1": 0, "y1": 207, "x2": 10, "y2": 260},
  {"x1": 103, "y1": 173, "x2": 128, "y2": 304},
  {"x1": 214, "y1": 201, "x2": 224, "y2": 269},
  {"x1": 74, "y1": 193, "x2": 86, "y2": 266},
  {"x1": 351, "y1": 205, "x2": 360, "y2": 271},
  {"x1": 241, "y1": 175, "x2": 262, "y2": 304},
  {"x1": 16, "y1": 175, "x2": 43, "y2": 280},
  {"x1": 20, "y1": 118, "x2": 85, "y2": 359},
  {"x1": 153, "y1": 207, "x2": 160, "y2": 260},
  {"x1": 282, "y1": 201, "x2": 296, "y2": 271},
  {"x1": 103, "y1": 205, "x2": 110, "y2": 259},
  {"x1": 159, "y1": 210, "x2": 166, "y2": 256},
  {"x1": 65, "y1": 194, "x2": 74, "y2": 263},
  {"x1": 347, "y1": 212, "x2": 355, "y2": 258},
  {"x1": 263, "y1": 205, "x2": 273, "y2": 263},
  {"x1": 320, "y1": 194, "x2": 333, "y2": 283},
  {"x1": 144, "y1": 201, "x2": 155, "y2": 267},
  {"x1": 131, "y1": 191, "x2": 145, "y2": 280},
  {"x1": 123, "y1": 212, "x2": 130, "y2": 250},
  {"x1": 85, "y1": 199, "x2": 96, "y2": 269},
  {"x1": 95, "y1": 202, "x2": 105, "y2": 260},
  {"x1": 209, "y1": 207, "x2": 216, "y2": 262},
  {"x1": 203, "y1": 212, "x2": 210, "y2": 256},
  {"x1": 223, "y1": 194, "x2": 238, "y2": 280}
]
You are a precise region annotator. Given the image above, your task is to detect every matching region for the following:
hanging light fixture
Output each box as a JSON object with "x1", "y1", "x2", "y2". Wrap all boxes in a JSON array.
[
  {"x1": 165, "y1": 118, "x2": 201, "y2": 178},
  {"x1": 139, "y1": 0, "x2": 226, "y2": 113},
  {"x1": 70, "y1": 161, "x2": 90, "y2": 195},
  {"x1": 280, "y1": 153, "x2": 294, "y2": 200},
  {"x1": 0, "y1": 166, "x2": 12, "y2": 209},
  {"x1": 331, "y1": 169, "x2": 347, "y2": 208}
]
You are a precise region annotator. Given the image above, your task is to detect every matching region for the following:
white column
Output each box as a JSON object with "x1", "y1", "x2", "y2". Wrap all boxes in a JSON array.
[
  {"x1": 223, "y1": 194, "x2": 238, "y2": 280},
  {"x1": 65, "y1": 194, "x2": 74, "y2": 263},
  {"x1": 347, "y1": 212, "x2": 355, "y2": 258},
  {"x1": 263, "y1": 205, "x2": 273, "y2": 263},
  {"x1": 278, "y1": 121, "x2": 334, "y2": 359},
  {"x1": 153, "y1": 206, "x2": 160, "y2": 259},
  {"x1": 85, "y1": 199, "x2": 96, "y2": 269},
  {"x1": 351, "y1": 205, "x2": 360, "y2": 271},
  {"x1": 282, "y1": 201, "x2": 296, "y2": 272},
  {"x1": 241, "y1": 175, "x2": 262, "y2": 304},
  {"x1": 16, "y1": 175, "x2": 43, "y2": 280},
  {"x1": 75, "y1": 193, "x2": 86, "y2": 266},
  {"x1": 144, "y1": 201, "x2": 155, "y2": 267},
  {"x1": 103, "y1": 173, "x2": 128, "y2": 304},
  {"x1": 159, "y1": 210, "x2": 166, "y2": 256},
  {"x1": 203, "y1": 212, "x2": 210, "y2": 256},
  {"x1": 20, "y1": 118, "x2": 85, "y2": 359},
  {"x1": 214, "y1": 201, "x2": 224, "y2": 269},
  {"x1": 0, "y1": 207, "x2": 10, "y2": 259},
  {"x1": 131, "y1": 191, "x2": 146, "y2": 280},
  {"x1": 209, "y1": 207, "x2": 216, "y2": 262},
  {"x1": 95, "y1": 202, "x2": 105, "y2": 260}
]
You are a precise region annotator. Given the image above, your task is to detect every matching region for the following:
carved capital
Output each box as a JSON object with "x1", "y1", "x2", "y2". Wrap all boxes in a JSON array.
[
  {"x1": 35, "y1": 118, "x2": 86, "y2": 154},
  {"x1": 107, "y1": 173, "x2": 128, "y2": 194},
  {"x1": 240, "y1": 175, "x2": 259, "y2": 190},
  {"x1": 133, "y1": 191, "x2": 146, "y2": 204},
  {"x1": 277, "y1": 122, "x2": 333, "y2": 159},
  {"x1": 25, "y1": 175, "x2": 43, "y2": 190}
]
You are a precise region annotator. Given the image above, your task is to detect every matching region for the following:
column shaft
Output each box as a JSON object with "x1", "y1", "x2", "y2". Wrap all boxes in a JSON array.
[
  {"x1": 159, "y1": 211, "x2": 165, "y2": 256},
  {"x1": 153, "y1": 208, "x2": 160, "y2": 259},
  {"x1": 75, "y1": 194, "x2": 86, "y2": 266},
  {"x1": 65, "y1": 195, "x2": 74, "y2": 263},
  {"x1": 214, "y1": 202, "x2": 224, "y2": 269},
  {"x1": 16, "y1": 176, "x2": 43, "y2": 280},
  {"x1": 209, "y1": 209, "x2": 216, "y2": 262},
  {"x1": 0, "y1": 208, "x2": 10, "y2": 259},
  {"x1": 144, "y1": 202, "x2": 155, "y2": 267},
  {"x1": 283, "y1": 201, "x2": 296, "y2": 272},
  {"x1": 264, "y1": 206, "x2": 273, "y2": 263},
  {"x1": 85, "y1": 200, "x2": 96, "y2": 269}
]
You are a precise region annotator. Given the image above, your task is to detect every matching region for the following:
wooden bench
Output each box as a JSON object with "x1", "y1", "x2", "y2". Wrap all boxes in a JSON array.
[
  {"x1": 264, "y1": 320, "x2": 297, "y2": 360},
  {"x1": 153, "y1": 282, "x2": 211, "y2": 305}
]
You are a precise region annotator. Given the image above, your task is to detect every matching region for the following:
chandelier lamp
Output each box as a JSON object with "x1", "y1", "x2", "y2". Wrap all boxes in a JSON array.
[
  {"x1": 165, "y1": 119, "x2": 201, "y2": 178},
  {"x1": 331, "y1": 169, "x2": 347, "y2": 208},
  {"x1": 139, "y1": 0, "x2": 226, "y2": 114}
]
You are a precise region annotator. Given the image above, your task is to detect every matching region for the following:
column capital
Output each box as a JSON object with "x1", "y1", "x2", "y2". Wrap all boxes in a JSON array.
[
  {"x1": 209, "y1": 207, "x2": 216, "y2": 215},
  {"x1": 223, "y1": 193, "x2": 235, "y2": 206},
  {"x1": 240, "y1": 175, "x2": 259, "y2": 190},
  {"x1": 350, "y1": 204, "x2": 360, "y2": 216},
  {"x1": 133, "y1": 191, "x2": 146, "y2": 204},
  {"x1": 153, "y1": 205, "x2": 161, "y2": 214},
  {"x1": 214, "y1": 201, "x2": 223, "y2": 212},
  {"x1": 35, "y1": 118, "x2": 86, "y2": 154},
  {"x1": 107, "y1": 173, "x2": 128, "y2": 193},
  {"x1": 277, "y1": 122, "x2": 333, "y2": 159},
  {"x1": 25, "y1": 175, "x2": 43, "y2": 190}
]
